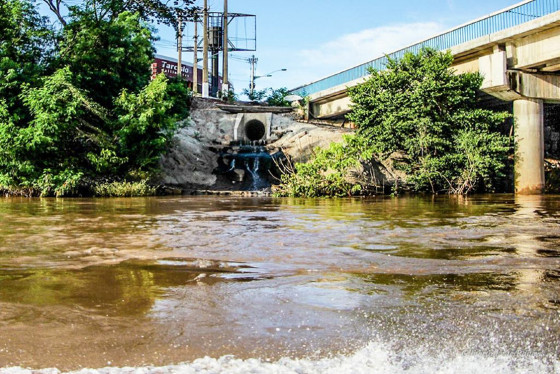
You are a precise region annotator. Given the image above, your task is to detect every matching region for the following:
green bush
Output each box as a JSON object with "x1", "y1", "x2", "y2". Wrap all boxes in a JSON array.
[
  {"x1": 277, "y1": 48, "x2": 512, "y2": 197},
  {"x1": 274, "y1": 135, "x2": 372, "y2": 197},
  {"x1": 266, "y1": 88, "x2": 291, "y2": 107},
  {"x1": 93, "y1": 180, "x2": 157, "y2": 197},
  {"x1": 115, "y1": 73, "x2": 179, "y2": 174},
  {"x1": 0, "y1": 0, "x2": 193, "y2": 196},
  {"x1": 346, "y1": 48, "x2": 512, "y2": 194},
  {"x1": 242, "y1": 87, "x2": 291, "y2": 106}
]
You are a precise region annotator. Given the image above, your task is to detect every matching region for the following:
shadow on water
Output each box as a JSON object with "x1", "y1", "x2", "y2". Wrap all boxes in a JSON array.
[
  {"x1": 0, "y1": 259, "x2": 262, "y2": 317},
  {"x1": 354, "y1": 272, "x2": 520, "y2": 295}
]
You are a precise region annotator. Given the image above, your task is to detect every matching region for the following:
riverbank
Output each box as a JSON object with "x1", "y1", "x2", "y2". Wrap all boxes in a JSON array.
[
  {"x1": 158, "y1": 98, "x2": 355, "y2": 192},
  {"x1": 3, "y1": 94, "x2": 558, "y2": 198},
  {"x1": 0, "y1": 97, "x2": 351, "y2": 197}
]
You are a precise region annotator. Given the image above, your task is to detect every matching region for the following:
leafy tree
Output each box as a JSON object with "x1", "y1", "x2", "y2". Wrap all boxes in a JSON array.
[
  {"x1": 266, "y1": 87, "x2": 291, "y2": 107},
  {"x1": 241, "y1": 87, "x2": 292, "y2": 106},
  {"x1": 242, "y1": 87, "x2": 268, "y2": 102},
  {"x1": 347, "y1": 48, "x2": 511, "y2": 194},
  {"x1": 115, "y1": 73, "x2": 182, "y2": 174},
  {"x1": 276, "y1": 49, "x2": 512, "y2": 197},
  {"x1": 42, "y1": 0, "x2": 195, "y2": 28},
  {"x1": 2, "y1": 68, "x2": 112, "y2": 195},
  {"x1": 0, "y1": 0, "x2": 53, "y2": 125},
  {"x1": 1, "y1": 69, "x2": 187, "y2": 196},
  {"x1": 0, "y1": 0, "x2": 60, "y2": 195},
  {"x1": 165, "y1": 77, "x2": 192, "y2": 119},
  {"x1": 0, "y1": 0, "x2": 193, "y2": 196},
  {"x1": 58, "y1": 10, "x2": 155, "y2": 108}
]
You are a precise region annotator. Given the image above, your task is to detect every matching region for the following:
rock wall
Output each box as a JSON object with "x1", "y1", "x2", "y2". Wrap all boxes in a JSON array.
[
  {"x1": 269, "y1": 120, "x2": 352, "y2": 163},
  {"x1": 159, "y1": 123, "x2": 218, "y2": 187},
  {"x1": 159, "y1": 99, "x2": 351, "y2": 190}
]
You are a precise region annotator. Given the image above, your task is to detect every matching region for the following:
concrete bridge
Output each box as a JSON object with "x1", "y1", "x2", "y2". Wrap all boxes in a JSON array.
[{"x1": 290, "y1": 0, "x2": 560, "y2": 194}]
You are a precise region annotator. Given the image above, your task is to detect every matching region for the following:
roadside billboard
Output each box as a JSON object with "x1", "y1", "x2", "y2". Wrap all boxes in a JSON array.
[{"x1": 151, "y1": 55, "x2": 222, "y2": 92}]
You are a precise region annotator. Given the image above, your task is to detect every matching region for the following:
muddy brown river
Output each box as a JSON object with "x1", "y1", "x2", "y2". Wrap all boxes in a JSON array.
[{"x1": 0, "y1": 195, "x2": 559, "y2": 373}]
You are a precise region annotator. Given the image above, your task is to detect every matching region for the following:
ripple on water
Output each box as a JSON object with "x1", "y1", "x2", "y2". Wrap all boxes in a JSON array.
[{"x1": 0, "y1": 195, "x2": 559, "y2": 370}]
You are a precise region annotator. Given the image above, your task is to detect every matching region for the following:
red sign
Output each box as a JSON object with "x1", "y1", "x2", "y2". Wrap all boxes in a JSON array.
[{"x1": 151, "y1": 57, "x2": 222, "y2": 90}]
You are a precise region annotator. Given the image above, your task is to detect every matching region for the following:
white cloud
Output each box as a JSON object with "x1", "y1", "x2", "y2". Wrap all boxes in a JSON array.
[
  {"x1": 293, "y1": 22, "x2": 445, "y2": 85},
  {"x1": 208, "y1": 22, "x2": 449, "y2": 94}
]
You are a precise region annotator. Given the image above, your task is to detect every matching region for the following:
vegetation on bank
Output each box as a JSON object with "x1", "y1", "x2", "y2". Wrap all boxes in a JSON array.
[
  {"x1": 274, "y1": 135, "x2": 374, "y2": 197},
  {"x1": 1, "y1": 2, "x2": 513, "y2": 198},
  {"x1": 93, "y1": 180, "x2": 157, "y2": 197},
  {"x1": 242, "y1": 87, "x2": 293, "y2": 107},
  {"x1": 276, "y1": 48, "x2": 513, "y2": 197},
  {"x1": 0, "y1": 0, "x2": 193, "y2": 197}
]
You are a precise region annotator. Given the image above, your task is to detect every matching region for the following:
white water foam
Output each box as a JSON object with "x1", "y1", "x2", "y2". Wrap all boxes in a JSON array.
[{"x1": 2, "y1": 341, "x2": 558, "y2": 374}]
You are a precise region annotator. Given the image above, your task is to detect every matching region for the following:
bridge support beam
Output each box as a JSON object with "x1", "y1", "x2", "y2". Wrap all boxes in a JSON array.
[{"x1": 514, "y1": 98, "x2": 545, "y2": 194}]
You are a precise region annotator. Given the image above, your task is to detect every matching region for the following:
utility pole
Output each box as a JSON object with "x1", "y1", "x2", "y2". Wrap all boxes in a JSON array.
[
  {"x1": 249, "y1": 55, "x2": 257, "y2": 96},
  {"x1": 192, "y1": 12, "x2": 198, "y2": 94},
  {"x1": 177, "y1": 11, "x2": 183, "y2": 79},
  {"x1": 222, "y1": 0, "x2": 229, "y2": 95},
  {"x1": 210, "y1": 25, "x2": 219, "y2": 97},
  {"x1": 202, "y1": 0, "x2": 209, "y2": 97}
]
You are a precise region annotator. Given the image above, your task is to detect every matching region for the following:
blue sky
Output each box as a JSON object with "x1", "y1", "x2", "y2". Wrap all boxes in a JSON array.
[
  {"x1": 154, "y1": 0, "x2": 521, "y2": 94},
  {"x1": 39, "y1": 0, "x2": 524, "y2": 94}
]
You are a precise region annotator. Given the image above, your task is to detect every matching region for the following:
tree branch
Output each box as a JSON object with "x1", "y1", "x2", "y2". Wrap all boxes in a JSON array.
[{"x1": 42, "y1": 0, "x2": 67, "y2": 26}]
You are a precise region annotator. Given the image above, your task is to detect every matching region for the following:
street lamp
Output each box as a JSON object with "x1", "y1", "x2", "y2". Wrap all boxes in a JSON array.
[{"x1": 250, "y1": 68, "x2": 287, "y2": 96}]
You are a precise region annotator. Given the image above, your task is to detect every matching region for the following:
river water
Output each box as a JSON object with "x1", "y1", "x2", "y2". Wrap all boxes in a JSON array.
[{"x1": 0, "y1": 195, "x2": 559, "y2": 373}]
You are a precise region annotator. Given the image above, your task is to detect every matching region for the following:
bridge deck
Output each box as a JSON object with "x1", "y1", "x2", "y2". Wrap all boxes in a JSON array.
[{"x1": 290, "y1": 0, "x2": 560, "y2": 98}]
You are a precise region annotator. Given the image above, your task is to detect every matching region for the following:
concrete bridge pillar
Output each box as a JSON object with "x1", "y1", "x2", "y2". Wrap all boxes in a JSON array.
[{"x1": 514, "y1": 98, "x2": 545, "y2": 194}]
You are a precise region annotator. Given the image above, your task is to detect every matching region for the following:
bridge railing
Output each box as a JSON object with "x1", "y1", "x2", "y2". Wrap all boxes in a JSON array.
[{"x1": 290, "y1": 0, "x2": 560, "y2": 97}]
